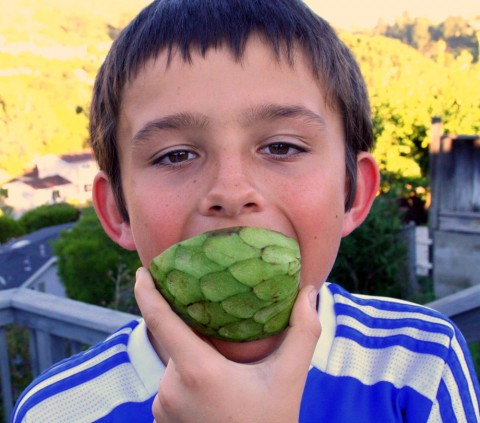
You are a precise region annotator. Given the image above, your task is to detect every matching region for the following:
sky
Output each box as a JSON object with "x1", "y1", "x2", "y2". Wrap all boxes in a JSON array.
[{"x1": 304, "y1": 0, "x2": 480, "y2": 30}]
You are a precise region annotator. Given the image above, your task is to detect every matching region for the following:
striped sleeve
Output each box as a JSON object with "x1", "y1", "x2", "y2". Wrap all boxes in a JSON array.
[
  {"x1": 430, "y1": 324, "x2": 480, "y2": 422},
  {"x1": 327, "y1": 283, "x2": 480, "y2": 422},
  {"x1": 11, "y1": 320, "x2": 155, "y2": 423}
]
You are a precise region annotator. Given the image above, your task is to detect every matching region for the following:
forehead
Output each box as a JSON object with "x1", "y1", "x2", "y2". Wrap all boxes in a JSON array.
[
  {"x1": 117, "y1": 36, "x2": 342, "y2": 142},
  {"x1": 122, "y1": 36, "x2": 324, "y2": 103}
]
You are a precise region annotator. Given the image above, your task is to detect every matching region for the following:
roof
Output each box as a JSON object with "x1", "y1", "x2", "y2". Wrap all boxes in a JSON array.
[
  {"x1": 3, "y1": 151, "x2": 96, "y2": 188},
  {"x1": 22, "y1": 175, "x2": 70, "y2": 189},
  {"x1": 0, "y1": 222, "x2": 75, "y2": 290},
  {"x1": 60, "y1": 152, "x2": 94, "y2": 163},
  {"x1": 5, "y1": 170, "x2": 70, "y2": 190}
]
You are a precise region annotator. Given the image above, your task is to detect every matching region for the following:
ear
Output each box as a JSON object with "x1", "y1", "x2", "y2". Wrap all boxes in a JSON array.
[
  {"x1": 342, "y1": 152, "x2": 380, "y2": 237},
  {"x1": 92, "y1": 171, "x2": 136, "y2": 250}
]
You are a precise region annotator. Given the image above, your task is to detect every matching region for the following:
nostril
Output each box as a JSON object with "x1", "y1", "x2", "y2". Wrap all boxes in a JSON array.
[
  {"x1": 245, "y1": 202, "x2": 256, "y2": 208},
  {"x1": 211, "y1": 205, "x2": 223, "y2": 212}
]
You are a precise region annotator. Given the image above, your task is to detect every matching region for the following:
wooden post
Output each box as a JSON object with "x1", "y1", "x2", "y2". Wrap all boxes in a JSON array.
[
  {"x1": 429, "y1": 116, "x2": 443, "y2": 231},
  {"x1": 473, "y1": 138, "x2": 480, "y2": 211}
]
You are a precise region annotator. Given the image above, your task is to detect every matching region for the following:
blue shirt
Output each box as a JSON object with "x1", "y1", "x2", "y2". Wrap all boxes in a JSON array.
[{"x1": 12, "y1": 283, "x2": 480, "y2": 422}]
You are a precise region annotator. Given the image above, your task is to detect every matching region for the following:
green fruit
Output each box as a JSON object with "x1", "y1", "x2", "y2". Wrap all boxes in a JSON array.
[{"x1": 149, "y1": 227, "x2": 301, "y2": 342}]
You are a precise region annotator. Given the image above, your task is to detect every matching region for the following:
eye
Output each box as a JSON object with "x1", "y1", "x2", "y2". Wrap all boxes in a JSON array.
[
  {"x1": 153, "y1": 149, "x2": 198, "y2": 167},
  {"x1": 260, "y1": 142, "x2": 306, "y2": 158}
]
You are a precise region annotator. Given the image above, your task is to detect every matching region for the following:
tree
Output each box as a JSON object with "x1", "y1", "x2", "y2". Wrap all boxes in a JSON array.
[
  {"x1": 340, "y1": 30, "x2": 480, "y2": 215},
  {"x1": 0, "y1": 215, "x2": 25, "y2": 243},
  {"x1": 411, "y1": 19, "x2": 431, "y2": 51},
  {"x1": 53, "y1": 207, "x2": 141, "y2": 312},
  {"x1": 329, "y1": 195, "x2": 409, "y2": 299}
]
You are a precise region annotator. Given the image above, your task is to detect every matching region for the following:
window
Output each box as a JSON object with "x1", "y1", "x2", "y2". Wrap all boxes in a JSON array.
[{"x1": 52, "y1": 190, "x2": 60, "y2": 201}]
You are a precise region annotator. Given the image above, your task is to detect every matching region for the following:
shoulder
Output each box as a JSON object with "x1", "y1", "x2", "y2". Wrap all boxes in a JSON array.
[
  {"x1": 12, "y1": 320, "x2": 151, "y2": 423},
  {"x1": 324, "y1": 284, "x2": 456, "y2": 391},
  {"x1": 326, "y1": 282, "x2": 457, "y2": 344},
  {"x1": 323, "y1": 283, "x2": 480, "y2": 412}
]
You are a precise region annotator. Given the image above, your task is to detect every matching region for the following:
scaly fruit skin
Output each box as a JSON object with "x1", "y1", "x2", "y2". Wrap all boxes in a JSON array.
[{"x1": 149, "y1": 227, "x2": 301, "y2": 342}]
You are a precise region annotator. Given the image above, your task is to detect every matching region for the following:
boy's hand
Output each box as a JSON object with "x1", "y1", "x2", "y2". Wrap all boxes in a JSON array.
[{"x1": 135, "y1": 267, "x2": 321, "y2": 423}]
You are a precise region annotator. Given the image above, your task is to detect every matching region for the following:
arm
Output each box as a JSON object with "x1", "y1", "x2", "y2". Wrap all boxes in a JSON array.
[
  {"x1": 428, "y1": 327, "x2": 480, "y2": 422},
  {"x1": 134, "y1": 267, "x2": 321, "y2": 423}
]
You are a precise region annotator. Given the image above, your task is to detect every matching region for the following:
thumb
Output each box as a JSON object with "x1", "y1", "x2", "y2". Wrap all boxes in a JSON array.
[{"x1": 272, "y1": 285, "x2": 321, "y2": 374}]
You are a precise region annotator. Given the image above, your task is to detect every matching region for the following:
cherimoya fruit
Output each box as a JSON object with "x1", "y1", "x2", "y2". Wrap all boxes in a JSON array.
[{"x1": 149, "y1": 226, "x2": 301, "y2": 342}]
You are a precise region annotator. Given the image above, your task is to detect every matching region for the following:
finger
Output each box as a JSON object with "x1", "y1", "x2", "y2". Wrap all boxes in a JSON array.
[
  {"x1": 151, "y1": 394, "x2": 165, "y2": 423},
  {"x1": 134, "y1": 267, "x2": 218, "y2": 363},
  {"x1": 271, "y1": 285, "x2": 321, "y2": 376}
]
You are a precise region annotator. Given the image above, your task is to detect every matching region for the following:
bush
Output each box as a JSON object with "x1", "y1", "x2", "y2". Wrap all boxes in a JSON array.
[
  {"x1": 18, "y1": 203, "x2": 80, "y2": 233},
  {"x1": 469, "y1": 341, "x2": 480, "y2": 382},
  {"x1": 0, "y1": 215, "x2": 25, "y2": 243},
  {"x1": 329, "y1": 194, "x2": 409, "y2": 299},
  {"x1": 53, "y1": 207, "x2": 141, "y2": 312}
]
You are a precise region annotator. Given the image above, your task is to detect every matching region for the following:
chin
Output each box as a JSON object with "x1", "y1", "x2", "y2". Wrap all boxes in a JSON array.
[{"x1": 209, "y1": 332, "x2": 286, "y2": 363}]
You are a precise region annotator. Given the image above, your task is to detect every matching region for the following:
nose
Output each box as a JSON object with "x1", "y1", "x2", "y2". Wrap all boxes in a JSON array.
[{"x1": 198, "y1": 159, "x2": 264, "y2": 218}]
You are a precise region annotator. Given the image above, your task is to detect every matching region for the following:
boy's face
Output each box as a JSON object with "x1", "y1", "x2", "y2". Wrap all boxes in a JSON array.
[
  {"x1": 96, "y1": 37, "x2": 376, "y2": 360},
  {"x1": 118, "y1": 37, "x2": 349, "y2": 280}
]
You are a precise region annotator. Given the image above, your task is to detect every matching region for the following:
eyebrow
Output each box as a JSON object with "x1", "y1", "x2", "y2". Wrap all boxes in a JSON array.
[
  {"x1": 130, "y1": 103, "x2": 326, "y2": 144},
  {"x1": 240, "y1": 104, "x2": 326, "y2": 128},
  {"x1": 131, "y1": 112, "x2": 209, "y2": 144}
]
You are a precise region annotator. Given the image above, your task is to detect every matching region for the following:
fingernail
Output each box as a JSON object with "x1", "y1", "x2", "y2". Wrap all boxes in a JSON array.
[
  {"x1": 136, "y1": 267, "x2": 145, "y2": 278},
  {"x1": 308, "y1": 287, "x2": 319, "y2": 309}
]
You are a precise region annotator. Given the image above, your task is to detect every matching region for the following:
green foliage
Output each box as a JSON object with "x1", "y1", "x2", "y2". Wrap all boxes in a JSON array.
[
  {"x1": 469, "y1": 341, "x2": 480, "y2": 381},
  {"x1": 53, "y1": 207, "x2": 141, "y2": 311},
  {"x1": 5, "y1": 325, "x2": 32, "y2": 404},
  {"x1": 330, "y1": 195, "x2": 409, "y2": 299},
  {"x1": 340, "y1": 30, "x2": 480, "y2": 208},
  {"x1": 18, "y1": 203, "x2": 80, "y2": 233},
  {"x1": 0, "y1": 215, "x2": 25, "y2": 243},
  {"x1": 0, "y1": 0, "x2": 148, "y2": 175}
]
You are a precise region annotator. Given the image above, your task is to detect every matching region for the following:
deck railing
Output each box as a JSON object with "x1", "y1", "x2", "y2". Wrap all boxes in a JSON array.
[
  {"x1": 0, "y1": 288, "x2": 138, "y2": 423},
  {"x1": 1, "y1": 285, "x2": 479, "y2": 422},
  {"x1": 425, "y1": 284, "x2": 480, "y2": 344}
]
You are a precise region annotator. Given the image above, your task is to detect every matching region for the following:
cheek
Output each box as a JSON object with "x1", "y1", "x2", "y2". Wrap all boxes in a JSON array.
[
  {"x1": 127, "y1": 192, "x2": 190, "y2": 266},
  {"x1": 299, "y1": 217, "x2": 343, "y2": 283},
  {"x1": 285, "y1": 186, "x2": 345, "y2": 287}
]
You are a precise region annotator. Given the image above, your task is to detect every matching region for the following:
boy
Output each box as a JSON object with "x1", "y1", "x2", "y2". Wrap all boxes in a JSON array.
[{"x1": 12, "y1": 0, "x2": 480, "y2": 421}]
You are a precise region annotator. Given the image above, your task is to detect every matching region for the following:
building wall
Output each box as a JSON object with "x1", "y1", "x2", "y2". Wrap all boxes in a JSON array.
[
  {"x1": 433, "y1": 231, "x2": 480, "y2": 298},
  {"x1": 23, "y1": 261, "x2": 66, "y2": 298},
  {"x1": 3, "y1": 181, "x2": 57, "y2": 216},
  {"x1": 429, "y1": 128, "x2": 480, "y2": 298}
]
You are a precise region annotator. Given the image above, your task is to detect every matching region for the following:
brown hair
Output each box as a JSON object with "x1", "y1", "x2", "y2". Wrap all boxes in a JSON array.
[{"x1": 90, "y1": 0, "x2": 373, "y2": 221}]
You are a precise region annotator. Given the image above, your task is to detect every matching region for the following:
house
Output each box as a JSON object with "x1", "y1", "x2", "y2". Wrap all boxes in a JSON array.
[
  {"x1": 1, "y1": 151, "x2": 98, "y2": 217},
  {"x1": 0, "y1": 222, "x2": 75, "y2": 296}
]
